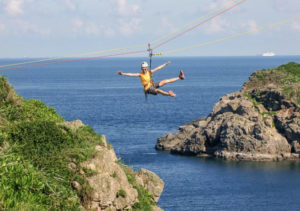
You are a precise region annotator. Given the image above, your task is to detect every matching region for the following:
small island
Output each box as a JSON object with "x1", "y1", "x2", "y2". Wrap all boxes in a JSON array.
[{"x1": 156, "y1": 62, "x2": 300, "y2": 161}]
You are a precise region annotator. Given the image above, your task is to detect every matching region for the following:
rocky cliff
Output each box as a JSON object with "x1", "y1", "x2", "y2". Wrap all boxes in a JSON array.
[
  {"x1": 0, "y1": 77, "x2": 164, "y2": 210},
  {"x1": 156, "y1": 62, "x2": 300, "y2": 161},
  {"x1": 68, "y1": 122, "x2": 164, "y2": 211}
]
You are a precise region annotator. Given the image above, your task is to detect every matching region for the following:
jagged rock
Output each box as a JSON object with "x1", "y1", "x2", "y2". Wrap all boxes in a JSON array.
[
  {"x1": 82, "y1": 136, "x2": 164, "y2": 210},
  {"x1": 136, "y1": 168, "x2": 164, "y2": 202},
  {"x1": 152, "y1": 205, "x2": 164, "y2": 211},
  {"x1": 67, "y1": 162, "x2": 77, "y2": 171},
  {"x1": 81, "y1": 136, "x2": 138, "y2": 210},
  {"x1": 156, "y1": 63, "x2": 300, "y2": 161},
  {"x1": 62, "y1": 120, "x2": 85, "y2": 130},
  {"x1": 71, "y1": 181, "x2": 81, "y2": 191}
]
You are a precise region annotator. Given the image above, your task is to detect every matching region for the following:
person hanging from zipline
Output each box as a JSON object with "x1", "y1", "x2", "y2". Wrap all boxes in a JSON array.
[{"x1": 117, "y1": 61, "x2": 185, "y2": 97}]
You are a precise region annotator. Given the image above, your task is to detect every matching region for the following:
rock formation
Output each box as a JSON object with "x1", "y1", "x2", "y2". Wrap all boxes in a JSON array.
[
  {"x1": 81, "y1": 134, "x2": 164, "y2": 210},
  {"x1": 156, "y1": 62, "x2": 300, "y2": 161}
]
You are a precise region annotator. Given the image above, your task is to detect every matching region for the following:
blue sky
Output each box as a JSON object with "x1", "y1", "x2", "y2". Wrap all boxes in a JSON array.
[{"x1": 0, "y1": 0, "x2": 299, "y2": 58}]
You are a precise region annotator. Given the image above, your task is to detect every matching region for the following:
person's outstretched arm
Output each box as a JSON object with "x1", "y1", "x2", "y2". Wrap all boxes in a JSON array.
[
  {"x1": 117, "y1": 71, "x2": 140, "y2": 77},
  {"x1": 151, "y1": 61, "x2": 171, "y2": 74}
]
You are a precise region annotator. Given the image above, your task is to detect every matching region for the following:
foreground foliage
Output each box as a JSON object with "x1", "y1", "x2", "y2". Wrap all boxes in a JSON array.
[
  {"x1": 0, "y1": 76, "x2": 159, "y2": 210},
  {"x1": 0, "y1": 77, "x2": 104, "y2": 210}
]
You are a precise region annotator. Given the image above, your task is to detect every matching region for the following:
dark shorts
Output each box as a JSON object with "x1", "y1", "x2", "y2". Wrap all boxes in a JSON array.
[{"x1": 146, "y1": 82, "x2": 160, "y2": 95}]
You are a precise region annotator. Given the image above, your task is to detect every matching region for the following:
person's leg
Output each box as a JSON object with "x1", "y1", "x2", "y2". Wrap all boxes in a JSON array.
[
  {"x1": 155, "y1": 89, "x2": 176, "y2": 97},
  {"x1": 158, "y1": 77, "x2": 180, "y2": 87},
  {"x1": 158, "y1": 70, "x2": 185, "y2": 87}
]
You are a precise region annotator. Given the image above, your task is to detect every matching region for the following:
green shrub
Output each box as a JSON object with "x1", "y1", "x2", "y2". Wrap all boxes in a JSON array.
[
  {"x1": 133, "y1": 186, "x2": 155, "y2": 211},
  {"x1": 279, "y1": 62, "x2": 300, "y2": 77},
  {"x1": 0, "y1": 76, "x2": 111, "y2": 209},
  {"x1": 0, "y1": 151, "x2": 80, "y2": 210},
  {"x1": 7, "y1": 121, "x2": 76, "y2": 174},
  {"x1": 0, "y1": 77, "x2": 20, "y2": 106},
  {"x1": 256, "y1": 72, "x2": 266, "y2": 81},
  {"x1": 119, "y1": 164, "x2": 155, "y2": 211},
  {"x1": 22, "y1": 99, "x2": 64, "y2": 122},
  {"x1": 2, "y1": 99, "x2": 64, "y2": 122},
  {"x1": 1, "y1": 120, "x2": 105, "y2": 209}
]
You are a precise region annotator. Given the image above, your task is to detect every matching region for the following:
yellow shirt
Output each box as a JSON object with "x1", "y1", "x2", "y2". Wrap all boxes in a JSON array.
[{"x1": 140, "y1": 71, "x2": 153, "y2": 91}]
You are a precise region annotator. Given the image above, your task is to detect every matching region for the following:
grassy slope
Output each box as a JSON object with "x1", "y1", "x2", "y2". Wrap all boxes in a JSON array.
[
  {"x1": 243, "y1": 62, "x2": 300, "y2": 105},
  {"x1": 0, "y1": 77, "x2": 155, "y2": 210}
]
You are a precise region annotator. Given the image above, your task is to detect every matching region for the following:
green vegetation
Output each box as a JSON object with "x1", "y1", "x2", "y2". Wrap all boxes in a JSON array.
[
  {"x1": 244, "y1": 93, "x2": 262, "y2": 109},
  {"x1": 255, "y1": 72, "x2": 267, "y2": 81},
  {"x1": 0, "y1": 76, "x2": 160, "y2": 210},
  {"x1": 0, "y1": 77, "x2": 104, "y2": 210},
  {"x1": 119, "y1": 163, "x2": 155, "y2": 211},
  {"x1": 278, "y1": 62, "x2": 300, "y2": 77},
  {"x1": 243, "y1": 62, "x2": 300, "y2": 105},
  {"x1": 262, "y1": 111, "x2": 276, "y2": 116}
]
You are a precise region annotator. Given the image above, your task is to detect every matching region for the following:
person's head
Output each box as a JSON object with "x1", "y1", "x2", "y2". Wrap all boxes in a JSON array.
[{"x1": 141, "y1": 61, "x2": 148, "y2": 72}]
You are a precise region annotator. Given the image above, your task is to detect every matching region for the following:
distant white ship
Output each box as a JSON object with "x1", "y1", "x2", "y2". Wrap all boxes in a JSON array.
[{"x1": 262, "y1": 52, "x2": 275, "y2": 57}]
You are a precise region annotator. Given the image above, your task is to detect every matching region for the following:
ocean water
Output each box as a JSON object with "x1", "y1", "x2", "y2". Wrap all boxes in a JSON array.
[{"x1": 1, "y1": 56, "x2": 300, "y2": 210}]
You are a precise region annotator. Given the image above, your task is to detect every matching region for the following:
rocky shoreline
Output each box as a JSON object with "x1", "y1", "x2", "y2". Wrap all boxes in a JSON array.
[{"x1": 156, "y1": 62, "x2": 300, "y2": 161}]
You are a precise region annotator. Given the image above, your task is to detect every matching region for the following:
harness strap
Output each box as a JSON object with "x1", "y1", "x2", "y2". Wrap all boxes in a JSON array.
[
  {"x1": 145, "y1": 43, "x2": 154, "y2": 101},
  {"x1": 148, "y1": 43, "x2": 152, "y2": 70},
  {"x1": 147, "y1": 43, "x2": 154, "y2": 84}
]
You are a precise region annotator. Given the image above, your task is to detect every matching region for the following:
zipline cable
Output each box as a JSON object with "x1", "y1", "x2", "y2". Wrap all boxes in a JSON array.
[
  {"x1": 0, "y1": 0, "x2": 242, "y2": 69},
  {"x1": 0, "y1": 44, "x2": 146, "y2": 69},
  {"x1": 157, "y1": 16, "x2": 300, "y2": 55},
  {"x1": 150, "y1": 0, "x2": 241, "y2": 45},
  {"x1": 152, "y1": 0, "x2": 247, "y2": 50},
  {"x1": 0, "y1": 49, "x2": 146, "y2": 71}
]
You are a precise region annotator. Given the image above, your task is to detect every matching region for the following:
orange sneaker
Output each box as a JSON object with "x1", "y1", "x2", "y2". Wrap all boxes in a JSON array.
[
  {"x1": 169, "y1": 90, "x2": 176, "y2": 97},
  {"x1": 179, "y1": 70, "x2": 185, "y2": 80}
]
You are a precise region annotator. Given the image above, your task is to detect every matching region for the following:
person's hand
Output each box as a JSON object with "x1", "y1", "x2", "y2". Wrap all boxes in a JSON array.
[
  {"x1": 117, "y1": 71, "x2": 123, "y2": 75},
  {"x1": 166, "y1": 61, "x2": 171, "y2": 65}
]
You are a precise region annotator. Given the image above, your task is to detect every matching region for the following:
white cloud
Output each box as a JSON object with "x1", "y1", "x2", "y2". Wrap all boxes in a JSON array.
[
  {"x1": 4, "y1": 0, "x2": 25, "y2": 15},
  {"x1": 292, "y1": 21, "x2": 300, "y2": 31},
  {"x1": 14, "y1": 19, "x2": 50, "y2": 35},
  {"x1": 104, "y1": 27, "x2": 115, "y2": 37},
  {"x1": 72, "y1": 19, "x2": 102, "y2": 36},
  {"x1": 85, "y1": 22, "x2": 101, "y2": 36},
  {"x1": 208, "y1": 0, "x2": 239, "y2": 10},
  {"x1": 273, "y1": 0, "x2": 300, "y2": 12},
  {"x1": 161, "y1": 17, "x2": 175, "y2": 31},
  {"x1": 73, "y1": 18, "x2": 84, "y2": 30},
  {"x1": 117, "y1": 0, "x2": 140, "y2": 17},
  {"x1": 114, "y1": 0, "x2": 142, "y2": 36},
  {"x1": 119, "y1": 18, "x2": 142, "y2": 36},
  {"x1": 203, "y1": 17, "x2": 230, "y2": 34},
  {"x1": 242, "y1": 20, "x2": 257, "y2": 31},
  {"x1": 154, "y1": 16, "x2": 176, "y2": 36},
  {"x1": 0, "y1": 23, "x2": 6, "y2": 32},
  {"x1": 62, "y1": 0, "x2": 76, "y2": 11}
]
